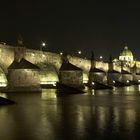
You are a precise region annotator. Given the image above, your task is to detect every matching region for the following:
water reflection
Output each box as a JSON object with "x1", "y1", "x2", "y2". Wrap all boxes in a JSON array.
[
  {"x1": 41, "y1": 89, "x2": 57, "y2": 100},
  {"x1": 90, "y1": 85, "x2": 140, "y2": 96},
  {"x1": 0, "y1": 87, "x2": 140, "y2": 139}
]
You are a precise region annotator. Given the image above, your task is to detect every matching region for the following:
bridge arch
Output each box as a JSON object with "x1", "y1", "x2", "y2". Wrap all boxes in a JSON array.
[{"x1": 37, "y1": 62, "x2": 59, "y2": 85}]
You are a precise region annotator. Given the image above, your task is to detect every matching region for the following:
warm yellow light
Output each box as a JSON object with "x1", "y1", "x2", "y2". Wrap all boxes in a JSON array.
[
  {"x1": 100, "y1": 56, "x2": 103, "y2": 59},
  {"x1": 78, "y1": 50, "x2": 81, "y2": 54},
  {"x1": 92, "y1": 89, "x2": 95, "y2": 95},
  {"x1": 113, "y1": 80, "x2": 115, "y2": 83},
  {"x1": 42, "y1": 42, "x2": 46, "y2": 47},
  {"x1": 126, "y1": 80, "x2": 129, "y2": 83},
  {"x1": 42, "y1": 54, "x2": 45, "y2": 57},
  {"x1": 60, "y1": 52, "x2": 63, "y2": 55},
  {"x1": 92, "y1": 82, "x2": 95, "y2": 85}
]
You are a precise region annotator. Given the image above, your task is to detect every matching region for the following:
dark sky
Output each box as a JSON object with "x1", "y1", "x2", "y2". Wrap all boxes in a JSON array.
[{"x1": 0, "y1": 1, "x2": 140, "y2": 60}]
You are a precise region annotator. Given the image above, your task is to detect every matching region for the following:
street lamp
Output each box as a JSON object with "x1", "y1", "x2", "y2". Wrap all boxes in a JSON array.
[
  {"x1": 60, "y1": 52, "x2": 63, "y2": 55},
  {"x1": 40, "y1": 42, "x2": 47, "y2": 51},
  {"x1": 78, "y1": 50, "x2": 82, "y2": 55},
  {"x1": 100, "y1": 56, "x2": 103, "y2": 59},
  {"x1": 42, "y1": 42, "x2": 46, "y2": 47},
  {"x1": 126, "y1": 80, "x2": 129, "y2": 83}
]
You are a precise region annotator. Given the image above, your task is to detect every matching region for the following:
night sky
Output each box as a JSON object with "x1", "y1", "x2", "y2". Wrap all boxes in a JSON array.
[{"x1": 0, "y1": 1, "x2": 140, "y2": 60}]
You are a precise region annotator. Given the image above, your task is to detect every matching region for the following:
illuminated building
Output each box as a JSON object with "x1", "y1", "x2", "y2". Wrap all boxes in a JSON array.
[{"x1": 119, "y1": 45, "x2": 134, "y2": 62}]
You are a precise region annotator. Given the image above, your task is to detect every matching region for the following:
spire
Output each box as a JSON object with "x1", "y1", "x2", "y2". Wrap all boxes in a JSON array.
[
  {"x1": 90, "y1": 51, "x2": 96, "y2": 70},
  {"x1": 91, "y1": 51, "x2": 95, "y2": 61},
  {"x1": 17, "y1": 34, "x2": 24, "y2": 46},
  {"x1": 108, "y1": 55, "x2": 113, "y2": 71},
  {"x1": 61, "y1": 53, "x2": 69, "y2": 63},
  {"x1": 109, "y1": 55, "x2": 112, "y2": 63},
  {"x1": 14, "y1": 34, "x2": 26, "y2": 62},
  {"x1": 121, "y1": 61, "x2": 123, "y2": 71}
]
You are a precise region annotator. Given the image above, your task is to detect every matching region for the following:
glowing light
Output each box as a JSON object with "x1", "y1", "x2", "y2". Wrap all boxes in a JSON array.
[
  {"x1": 126, "y1": 80, "x2": 130, "y2": 83},
  {"x1": 40, "y1": 81, "x2": 56, "y2": 86},
  {"x1": 138, "y1": 85, "x2": 140, "y2": 91},
  {"x1": 0, "y1": 82, "x2": 7, "y2": 87},
  {"x1": 78, "y1": 50, "x2": 82, "y2": 55},
  {"x1": 92, "y1": 89, "x2": 95, "y2": 95},
  {"x1": 100, "y1": 56, "x2": 103, "y2": 60},
  {"x1": 99, "y1": 56, "x2": 103, "y2": 61},
  {"x1": 53, "y1": 83, "x2": 56, "y2": 86},
  {"x1": 42, "y1": 54, "x2": 45, "y2": 57},
  {"x1": 42, "y1": 42, "x2": 46, "y2": 47},
  {"x1": 0, "y1": 72, "x2": 7, "y2": 87},
  {"x1": 92, "y1": 82, "x2": 95, "y2": 85},
  {"x1": 138, "y1": 80, "x2": 140, "y2": 83},
  {"x1": 60, "y1": 52, "x2": 63, "y2": 55},
  {"x1": 83, "y1": 80, "x2": 88, "y2": 83},
  {"x1": 83, "y1": 72, "x2": 88, "y2": 83},
  {"x1": 126, "y1": 86, "x2": 130, "y2": 91},
  {"x1": 113, "y1": 80, "x2": 116, "y2": 84}
]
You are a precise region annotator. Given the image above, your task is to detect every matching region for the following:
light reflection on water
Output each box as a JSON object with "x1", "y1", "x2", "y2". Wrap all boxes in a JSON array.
[
  {"x1": 41, "y1": 89, "x2": 57, "y2": 100},
  {"x1": 0, "y1": 86, "x2": 140, "y2": 139}
]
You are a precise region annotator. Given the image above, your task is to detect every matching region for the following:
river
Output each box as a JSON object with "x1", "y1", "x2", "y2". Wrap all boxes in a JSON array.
[{"x1": 0, "y1": 86, "x2": 140, "y2": 140}]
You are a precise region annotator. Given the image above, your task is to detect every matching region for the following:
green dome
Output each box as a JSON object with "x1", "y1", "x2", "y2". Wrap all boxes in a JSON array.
[{"x1": 120, "y1": 46, "x2": 133, "y2": 56}]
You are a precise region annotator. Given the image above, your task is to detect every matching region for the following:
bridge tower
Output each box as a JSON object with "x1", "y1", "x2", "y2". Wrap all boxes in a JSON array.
[
  {"x1": 14, "y1": 34, "x2": 26, "y2": 62},
  {"x1": 88, "y1": 51, "x2": 107, "y2": 86},
  {"x1": 7, "y1": 36, "x2": 41, "y2": 92}
]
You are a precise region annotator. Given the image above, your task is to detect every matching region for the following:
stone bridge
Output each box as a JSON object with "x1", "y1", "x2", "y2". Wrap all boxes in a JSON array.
[{"x1": 0, "y1": 44, "x2": 122, "y2": 87}]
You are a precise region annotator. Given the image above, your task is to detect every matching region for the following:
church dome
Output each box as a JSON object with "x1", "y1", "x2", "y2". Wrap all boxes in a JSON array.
[
  {"x1": 120, "y1": 46, "x2": 133, "y2": 56},
  {"x1": 119, "y1": 45, "x2": 134, "y2": 61}
]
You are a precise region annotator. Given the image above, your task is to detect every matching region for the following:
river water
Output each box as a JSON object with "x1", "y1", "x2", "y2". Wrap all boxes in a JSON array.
[{"x1": 1, "y1": 86, "x2": 140, "y2": 140}]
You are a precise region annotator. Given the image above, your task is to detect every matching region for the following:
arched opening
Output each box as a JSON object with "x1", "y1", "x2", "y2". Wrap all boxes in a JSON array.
[{"x1": 37, "y1": 63, "x2": 59, "y2": 87}]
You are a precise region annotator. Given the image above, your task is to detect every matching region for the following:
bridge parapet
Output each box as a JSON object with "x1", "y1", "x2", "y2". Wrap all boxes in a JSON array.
[
  {"x1": 68, "y1": 55, "x2": 109, "y2": 72},
  {"x1": 0, "y1": 44, "x2": 134, "y2": 87},
  {"x1": 25, "y1": 49, "x2": 62, "y2": 71}
]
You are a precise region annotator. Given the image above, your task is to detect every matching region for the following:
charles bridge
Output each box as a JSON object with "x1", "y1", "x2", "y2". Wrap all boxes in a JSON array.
[
  {"x1": 0, "y1": 43, "x2": 139, "y2": 92},
  {"x1": 0, "y1": 44, "x2": 109, "y2": 84}
]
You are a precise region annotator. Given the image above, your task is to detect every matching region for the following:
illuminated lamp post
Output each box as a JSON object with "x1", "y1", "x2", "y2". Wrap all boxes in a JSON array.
[
  {"x1": 78, "y1": 50, "x2": 81, "y2": 54},
  {"x1": 40, "y1": 42, "x2": 47, "y2": 51},
  {"x1": 60, "y1": 52, "x2": 63, "y2": 55},
  {"x1": 99, "y1": 56, "x2": 103, "y2": 61},
  {"x1": 78, "y1": 50, "x2": 82, "y2": 55}
]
